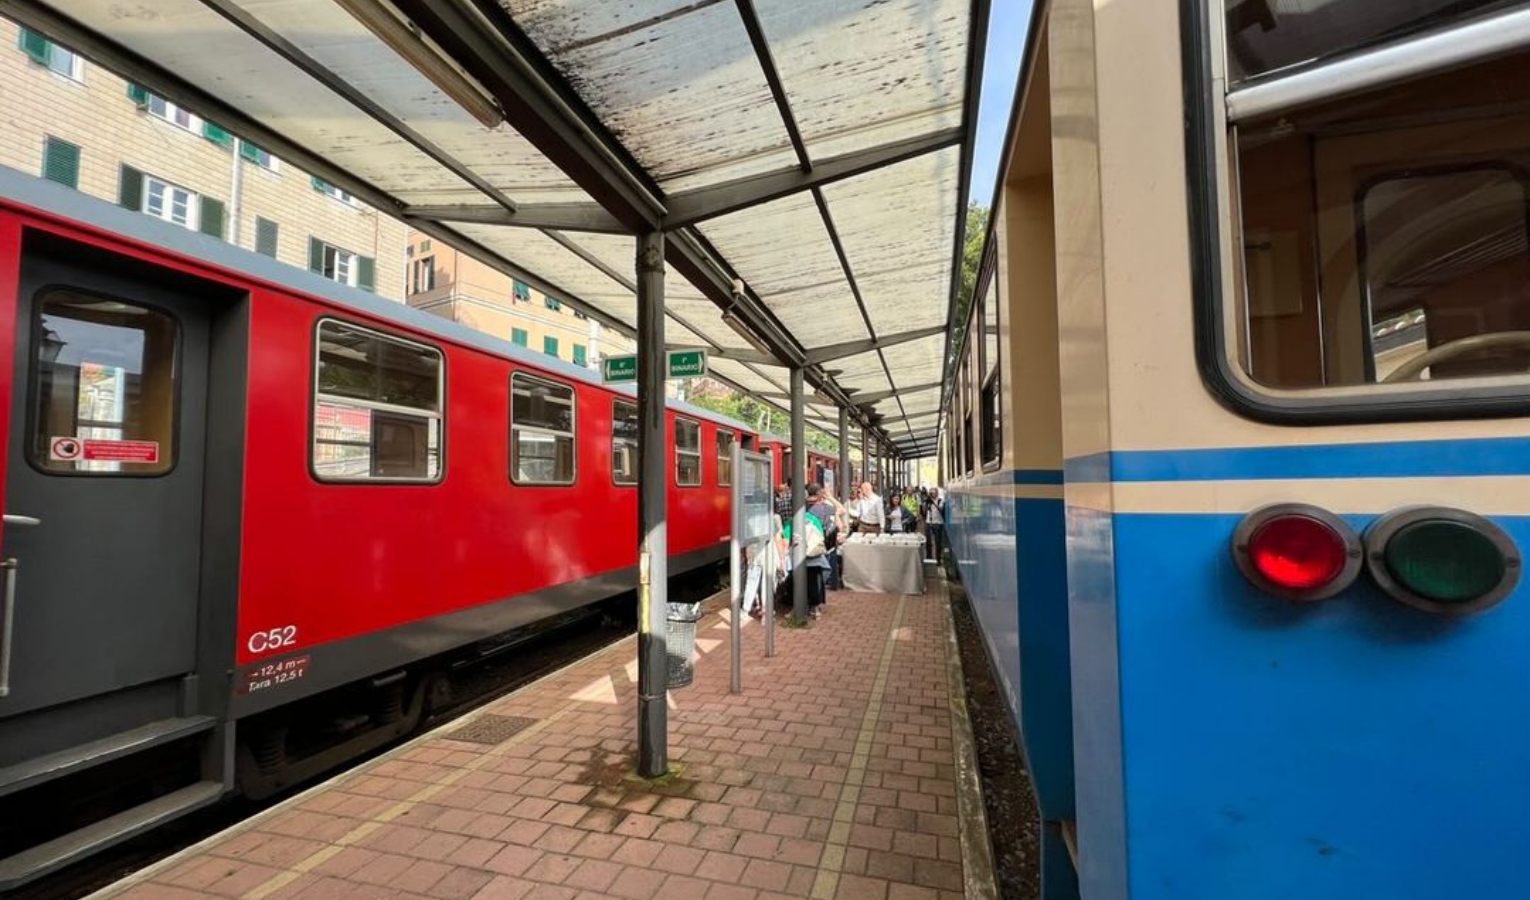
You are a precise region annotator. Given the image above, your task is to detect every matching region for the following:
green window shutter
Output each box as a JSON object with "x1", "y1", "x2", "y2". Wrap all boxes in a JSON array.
[
  {"x1": 19, "y1": 28, "x2": 49, "y2": 65},
  {"x1": 512, "y1": 328, "x2": 527, "y2": 347},
  {"x1": 573, "y1": 344, "x2": 587, "y2": 366},
  {"x1": 356, "y1": 256, "x2": 376, "y2": 292},
  {"x1": 239, "y1": 140, "x2": 261, "y2": 162},
  {"x1": 202, "y1": 121, "x2": 233, "y2": 148},
  {"x1": 255, "y1": 217, "x2": 278, "y2": 257},
  {"x1": 198, "y1": 196, "x2": 226, "y2": 239},
  {"x1": 117, "y1": 165, "x2": 144, "y2": 211},
  {"x1": 126, "y1": 83, "x2": 150, "y2": 108},
  {"x1": 543, "y1": 336, "x2": 558, "y2": 357},
  {"x1": 41, "y1": 137, "x2": 80, "y2": 189},
  {"x1": 308, "y1": 237, "x2": 325, "y2": 274},
  {"x1": 311, "y1": 176, "x2": 327, "y2": 192}
]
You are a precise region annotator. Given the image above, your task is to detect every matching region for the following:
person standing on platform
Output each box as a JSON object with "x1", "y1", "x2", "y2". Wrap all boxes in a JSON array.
[
  {"x1": 774, "y1": 483, "x2": 792, "y2": 521},
  {"x1": 925, "y1": 487, "x2": 946, "y2": 564},
  {"x1": 805, "y1": 484, "x2": 836, "y2": 614},
  {"x1": 855, "y1": 481, "x2": 884, "y2": 535}
]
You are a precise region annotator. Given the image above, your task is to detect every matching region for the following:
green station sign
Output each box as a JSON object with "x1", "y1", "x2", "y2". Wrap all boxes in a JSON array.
[{"x1": 601, "y1": 350, "x2": 708, "y2": 383}]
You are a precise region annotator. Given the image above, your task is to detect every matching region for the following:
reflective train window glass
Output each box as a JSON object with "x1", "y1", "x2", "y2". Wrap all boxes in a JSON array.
[
  {"x1": 30, "y1": 291, "x2": 178, "y2": 475},
  {"x1": 612, "y1": 400, "x2": 638, "y2": 486},
  {"x1": 1228, "y1": 47, "x2": 1530, "y2": 393},
  {"x1": 676, "y1": 417, "x2": 701, "y2": 486},
  {"x1": 511, "y1": 372, "x2": 575, "y2": 485},
  {"x1": 1223, "y1": 0, "x2": 1508, "y2": 83},
  {"x1": 313, "y1": 320, "x2": 442, "y2": 482},
  {"x1": 716, "y1": 430, "x2": 734, "y2": 486}
]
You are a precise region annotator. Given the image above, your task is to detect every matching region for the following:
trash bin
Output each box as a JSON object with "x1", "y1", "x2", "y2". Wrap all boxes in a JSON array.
[{"x1": 666, "y1": 602, "x2": 703, "y2": 688}]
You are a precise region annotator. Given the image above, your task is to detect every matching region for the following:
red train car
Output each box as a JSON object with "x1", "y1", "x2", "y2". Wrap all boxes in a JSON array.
[
  {"x1": 757, "y1": 436, "x2": 839, "y2": 497},
  {"x1": 0, "y1": 168, "x2": 754, "y2": 886}
]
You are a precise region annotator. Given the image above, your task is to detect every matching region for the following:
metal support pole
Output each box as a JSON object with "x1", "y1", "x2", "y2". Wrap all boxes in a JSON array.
[
  {"x1": 790, "y1": 367, "x2": 808, "y2": 623},
  {"x1": 838, "y1": 408, "x2": 850, "y2": 503},
  {"x1": 635, "y1": 231, "x2": 668, "y2": 778},
  {"x1": 729, "y1": 446, "x2": 742, "y2": 694}
]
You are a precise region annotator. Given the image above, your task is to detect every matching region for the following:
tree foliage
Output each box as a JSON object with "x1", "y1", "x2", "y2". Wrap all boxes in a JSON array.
[
  {"x1": 683, "y1": 383, "x2": 840, "y2": 453},
  {"x1": 942, "y1": 202, "x2": 990, "y2": 394}
]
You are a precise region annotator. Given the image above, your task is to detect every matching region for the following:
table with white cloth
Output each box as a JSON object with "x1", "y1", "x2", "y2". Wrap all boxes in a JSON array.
[{"x1": 839, "y1": 534, "x2": 927, "y2": 595}]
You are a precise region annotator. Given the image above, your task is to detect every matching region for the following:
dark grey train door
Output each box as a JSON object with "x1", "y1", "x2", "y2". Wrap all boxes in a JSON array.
[{"x1": 1, "y1": 256, "x2": 208, "y2": 718}]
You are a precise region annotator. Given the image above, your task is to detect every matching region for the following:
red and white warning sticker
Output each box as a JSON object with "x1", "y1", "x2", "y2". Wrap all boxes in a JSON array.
[{"x1": 50, "y1": 436, "x2": 160, "y2": 463}]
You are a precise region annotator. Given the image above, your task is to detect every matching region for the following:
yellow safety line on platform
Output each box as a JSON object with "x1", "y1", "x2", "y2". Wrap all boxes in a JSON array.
[{"x1": 809, "y1": 591, "x2": 908, "y2": 900}]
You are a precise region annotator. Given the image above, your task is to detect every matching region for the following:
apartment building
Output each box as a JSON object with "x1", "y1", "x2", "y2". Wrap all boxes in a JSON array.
[
  {"x1": 0, "y1": 20, "x2": 407, "y2": 299},
  {"x1": 406, "y1": 234, "x2": 636, "y2": 369}
]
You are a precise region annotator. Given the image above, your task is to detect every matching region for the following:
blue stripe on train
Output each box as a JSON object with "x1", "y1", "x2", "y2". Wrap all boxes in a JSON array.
[{"x1": 1065, "y1": 435, "x2": 1530, "y2": 483}]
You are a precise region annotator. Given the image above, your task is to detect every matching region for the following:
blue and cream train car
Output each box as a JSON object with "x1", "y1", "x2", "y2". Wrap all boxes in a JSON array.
[{"x1": 945, "y1": 2, "x2": 1530, "y2": 898}]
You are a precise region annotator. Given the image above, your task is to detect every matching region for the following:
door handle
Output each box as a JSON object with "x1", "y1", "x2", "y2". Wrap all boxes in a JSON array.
[
  {"x1": 0, "y1": 558, "x2": 15, "y2": 698},
  {"x1": 3, "y1": 515, "x2": 39, "y2": 527}
]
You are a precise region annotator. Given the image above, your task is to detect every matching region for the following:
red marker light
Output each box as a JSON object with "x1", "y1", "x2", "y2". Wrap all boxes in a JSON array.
[
  {"x1": 1233, "y1": 505, "x2": 1362, "y2": 601},
  {"x1": 1247, "y1": 516, "x2": 1347, "y2": 589}
]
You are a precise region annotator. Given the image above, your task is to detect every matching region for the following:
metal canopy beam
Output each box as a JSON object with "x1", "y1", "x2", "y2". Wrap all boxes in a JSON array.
[
  {"x1": 404, "y1": 203, "x2": 628, "y2": 233},
  {"x1": 851, "y1": 382, "x2": 944, "y2": 406},
  {"x1": 735, "y1": 0, "x2": 810, "y2": 172},
  {"x1": 392, "y1": 0, "x2": 667, "y2": 232},
  {"x1": 663, "y1": 128, "x2": 964, "y2": 229},
  {"x1": 801, "y1": 325, "x2": 948, "y2": 366}
]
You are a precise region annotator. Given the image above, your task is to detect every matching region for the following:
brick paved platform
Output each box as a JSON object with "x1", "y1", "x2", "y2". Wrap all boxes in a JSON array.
[{"x1": 93, "y1": 577, "x2": 994, "y2": 900}]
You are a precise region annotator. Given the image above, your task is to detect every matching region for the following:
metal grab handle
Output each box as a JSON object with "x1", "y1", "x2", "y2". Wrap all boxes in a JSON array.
[
  {"x1": 0, "y1": 559, "x2": 15, "y2": 698},
  {"x1": 3, "y1": 515, "x2": 39, "y2": 527}
]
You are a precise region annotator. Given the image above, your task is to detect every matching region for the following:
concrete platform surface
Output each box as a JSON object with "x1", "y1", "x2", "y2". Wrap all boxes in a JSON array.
[{"x1": 92, "y1": 579, "x2": 995, "y2": 900}]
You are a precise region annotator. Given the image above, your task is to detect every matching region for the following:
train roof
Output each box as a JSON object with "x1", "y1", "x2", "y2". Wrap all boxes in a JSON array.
[{"x1": 0, "y1": 165, "x2": 755, "y2": 435}]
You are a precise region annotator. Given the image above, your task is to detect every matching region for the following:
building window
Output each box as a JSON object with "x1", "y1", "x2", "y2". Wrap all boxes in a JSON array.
[
  {"x1": 512, "y1": 280, "x2": 531, "y2": 302},
  {"x1": 543, "y1": 336, "x2": 558, "y2": 358},
  {"x1": 147, "y1": 94, "x2": 200, "y2": 132},
  {"x1": 239, "y1": 140, "x2": 278, "y2": 171},
  {"x1": 511, "y1": 373, "x2": 575, "y2": 485},
  {"x1": 717, "y1": 430, "x2": 735, "y2": 486},
  {"x1": 676, "y1": 417, "x2": 701, "y2": 486},
  {"x1": 41, "y1": 136, "x2": 80, "y2": 188},
  {"x1": 545, "y1": 297, "x2": 562, "y2": 311},
  {"x1": 19, "y1": 28, "x2": 82, "y2": 81},
  {"x1": 254, "y1": 217, "x2": 279, "y2": 258},
  {"x1": 311, "y1": 176, "x2": 357, "y2": 205},
  {"x1": 573, "y1": 310, "x2": 588, "y2": 321},
  {"x1": 410, "y1": 257, "x2": 436, "y2": 295},
  {"x1": 144, "y1": 176, "x2": 197, "y2": 229},
  {"x1": 612, "y1": 400, "x2": 638, "y2": 486},
  {"x1": 511, "y1": 328, "x2": 528, "y2": 347},
  {"x1": 312, "y1": 320, "x2": 443, "y2": 482},
  {"x1": 572, "y1": 344, "x2": 587, "y2": 367},
  {"x1": 117, "y1": 166, "x2": 225, "y2": 239},
  {"x1": 308, "y1": 238, "x2": 375, "y2": 291}
]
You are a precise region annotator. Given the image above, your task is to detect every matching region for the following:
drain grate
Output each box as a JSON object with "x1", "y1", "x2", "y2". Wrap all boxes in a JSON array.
[{"x1": 448, "y1": 714, "x2": 539, "y2": 745}]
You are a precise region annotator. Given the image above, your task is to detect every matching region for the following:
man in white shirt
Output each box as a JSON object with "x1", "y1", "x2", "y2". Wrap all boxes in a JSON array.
[{"x1": 855, "y1": 482, "x2": 884, "y2": 535}]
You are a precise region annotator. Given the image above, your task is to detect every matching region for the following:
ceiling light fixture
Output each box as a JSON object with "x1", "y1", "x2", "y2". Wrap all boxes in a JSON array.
[{"x1": 333, "y1": 0, "x2": 504, "y2": 129}]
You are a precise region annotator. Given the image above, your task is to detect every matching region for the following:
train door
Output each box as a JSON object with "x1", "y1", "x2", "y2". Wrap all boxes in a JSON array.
[{"x1": 0, "y1": 250, "x2": 212, "y2": 766}]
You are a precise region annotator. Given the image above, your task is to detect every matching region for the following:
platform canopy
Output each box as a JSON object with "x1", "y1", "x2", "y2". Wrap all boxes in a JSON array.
[{"x1": 13, "y1": 0, "x2": 986, "y2": 457}]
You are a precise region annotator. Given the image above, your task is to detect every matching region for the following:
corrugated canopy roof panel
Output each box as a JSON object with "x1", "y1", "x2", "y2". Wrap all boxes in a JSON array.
[
  {"x1": 22, "y1": 0, "x2": 982, "y2": 457},
  {"x1": 51, "y1": 0, "x2": 593, "y2": 206}
]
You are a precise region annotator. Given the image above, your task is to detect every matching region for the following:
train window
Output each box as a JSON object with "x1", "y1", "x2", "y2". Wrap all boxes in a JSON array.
[
  {"x1": 29, "y1": 291, "x2": 178, "y2": 475},
  {"x1": 511, "y1": 372, "x2": 575, "y2": 486},
  {"x1": 612, "y1": 400, "x2": 638, "y2": 486},
  {"x1": 981, "y1": 372, "x2": 1001, "y2": 469},
  {"x1": 716, "y1": 430, "x2": 734, "y2": 486},
  {"x1": 980, "y1": 276, "x2": 1001, "y2": 470},
  {"x1": 676, "y1": 417, "x2": 701, "y2": 486},
  {"x1": 1199, "y1": 7, "x2": 1530, "y2": 416},
  {"x1": 312, "y1": 320, "x2": 442, "y2": 482}
]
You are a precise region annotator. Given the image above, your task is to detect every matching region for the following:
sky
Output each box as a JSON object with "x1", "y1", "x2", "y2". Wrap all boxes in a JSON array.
[{"x1": 967, "y1": 1, "x2": 1034, "y2": 208}]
